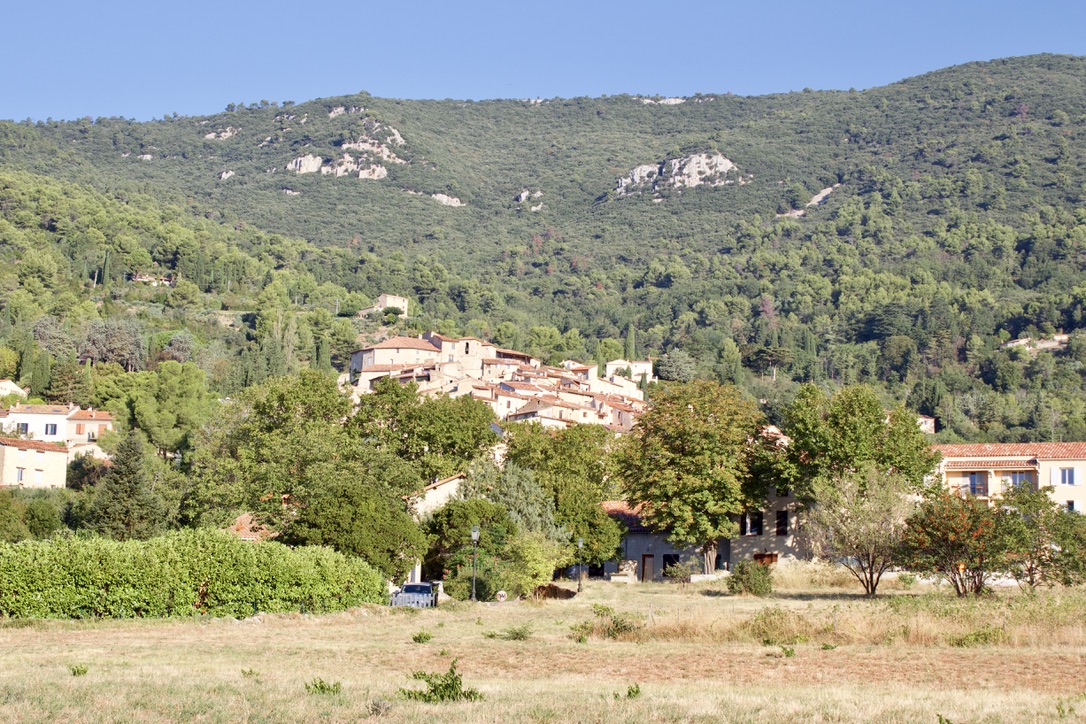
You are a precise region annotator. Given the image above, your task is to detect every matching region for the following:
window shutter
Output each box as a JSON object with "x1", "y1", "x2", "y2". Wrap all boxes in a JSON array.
[{"x1": 1052, "y1": 468, "x2": 1061, "y2": 486}]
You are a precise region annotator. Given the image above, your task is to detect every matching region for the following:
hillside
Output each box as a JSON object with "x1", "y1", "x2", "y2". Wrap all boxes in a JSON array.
[{"x1": 2, "y1": 54, "x2": 1086, "y2": 441}]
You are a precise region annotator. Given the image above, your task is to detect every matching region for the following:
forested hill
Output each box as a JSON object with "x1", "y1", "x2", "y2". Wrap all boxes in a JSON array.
[{"x1": 2, "y1": 54, "x2": 1086, "y2": 442}]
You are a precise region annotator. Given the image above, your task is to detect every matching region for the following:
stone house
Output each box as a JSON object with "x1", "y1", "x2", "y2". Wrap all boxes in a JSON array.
[{"x1": 0, "y1": 437, "x2": 68, "y2": 489}]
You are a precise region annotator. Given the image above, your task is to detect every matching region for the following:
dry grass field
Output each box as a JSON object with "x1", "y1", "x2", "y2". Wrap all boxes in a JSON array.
[{"x1": 2, "y1": 564, "x2": 1086, "y2": 723}]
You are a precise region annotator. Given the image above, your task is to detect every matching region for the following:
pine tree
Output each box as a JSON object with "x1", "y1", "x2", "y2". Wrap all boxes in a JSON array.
[
  {"x1": 46, "y1": 355, "x2": 91, "y2": 405},
  {"x1": 89, "y1": 429, "x2": 163, "y2": 540}
]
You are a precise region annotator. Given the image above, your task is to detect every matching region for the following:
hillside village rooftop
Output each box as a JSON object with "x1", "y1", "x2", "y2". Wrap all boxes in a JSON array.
[{"x1": 344, "y1": 332, "x2": 651, "y2": 431}]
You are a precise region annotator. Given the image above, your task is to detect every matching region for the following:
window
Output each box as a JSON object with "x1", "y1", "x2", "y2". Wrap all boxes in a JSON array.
[
  {"x1": 45, "y1": 423, "x2": 57, "y2": 436},
  {"x1": 776, "y1": 511, "x2": 789, "y2": 536},
  {"x1": 740, "y1": 511, "x2": 763, "y2": 536},
  {"x1": 15, "y1": 468, "x2": 24, "y2": 483},
  {"x1": 1005, "y1": 472, "x2": 1033, "y2": 491},
  {"x1": 777, "y1": 487, "x2": 791, "y2": 498},
  {"x1": 16, "y1": 423, "x2": 27, "y2": 435},
  {"x1": 465, "y1": 342, "x2": 470, "y2": 354},
  {"x1": 76, "y1": 424, "x2": 85, "y2": 435},
  {"x1": 1062, "y1": 468, "x2": 1076, "y2": 486},
  {"x1": 661, "y1": 554, "x2": 680, "y2": 572},
  {"x1": 1068, "y1": 501, "x2": 1076, "y2": 512},
  {"x1": 968, "y1": 472, "x2": 987, "y2": 496}
]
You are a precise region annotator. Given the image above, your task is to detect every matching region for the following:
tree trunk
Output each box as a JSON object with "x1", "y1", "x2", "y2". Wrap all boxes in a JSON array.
[{"x1": 701, "y1": 541, "x2": 718, "y2": 575}]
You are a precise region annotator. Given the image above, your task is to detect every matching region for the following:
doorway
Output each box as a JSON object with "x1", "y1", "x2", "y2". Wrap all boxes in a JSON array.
[{"x1": 641, "y1": 554, "x2": 655, "y2": 582}]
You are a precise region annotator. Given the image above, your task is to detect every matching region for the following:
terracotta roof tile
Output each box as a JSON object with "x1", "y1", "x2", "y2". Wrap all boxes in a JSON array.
[
  {"x1": 943, "y1": 459, "x2": 1038, "y2": 470},
  {"x1": 8, "y1": 404, "x2": 72, "y2": 416},
  {"x1": 0, "y1": 437, "x2": 67, "y2": 453},
  {"x1": 601, "y1": 500, "x2": 648, "y2": 531},
  {"x1": 359, "y1": 336, "x2": 441, "y2": 353},
  {"x1": 933, "y1": 442, "x2": 1086, "y2": 459},
  {"x1": 67, "y1": 409, "x2": 113, "y2": 421}
]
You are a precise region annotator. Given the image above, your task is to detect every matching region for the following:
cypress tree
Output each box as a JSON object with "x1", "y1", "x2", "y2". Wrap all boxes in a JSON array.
[
  {"x1": 89, "y1": 429, "x2": 163, "y2": 541},
  {"x1": 29, "y1": 350, "x2": 52, "y2": 396},
  {"x1": 625, "y1": 324, "x2": 637, "y2": 361}
]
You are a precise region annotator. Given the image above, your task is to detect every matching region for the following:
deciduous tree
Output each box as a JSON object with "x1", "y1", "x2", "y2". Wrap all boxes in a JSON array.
[{"x1": 618, "y1": 380, "x2": 765, "y2": 573}]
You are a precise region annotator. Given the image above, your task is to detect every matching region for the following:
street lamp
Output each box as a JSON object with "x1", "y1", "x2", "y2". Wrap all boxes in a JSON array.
[
  {"x1": 471, "y1": 525, "x2": 480, "y2": 602},
  {"x1": 577, "y1": 536, "x2": 584, "y2": 593}
]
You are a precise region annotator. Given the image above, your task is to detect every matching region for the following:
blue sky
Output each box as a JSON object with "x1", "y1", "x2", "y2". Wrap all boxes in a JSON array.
[{"x1": 4, "y1": 0, "x2": 1085, "y2": 121}]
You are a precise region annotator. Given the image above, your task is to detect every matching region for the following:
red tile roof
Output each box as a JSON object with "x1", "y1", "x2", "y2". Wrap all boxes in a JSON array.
[
  {"x1": 68, "y1": 409, "x2": 112, "y2": 421},
  {"x1": 933, "y1": 442, "x2": 1086, "y2": 460},
  {"x1": 943, "y1": 459, "x2": 1038, "y2": 470},
  {"x1": 8, "y1": 404, "x2": 72, "y2": 416},
  {"x1": 359, "y1": 336, "x2": 440, "y2": 353},
  {"x1": 601, "y1": 500, "x2": 648, "y2": 531},
  {"x1": 0, "y1": 437, "x2": 67, "y2": 453}
]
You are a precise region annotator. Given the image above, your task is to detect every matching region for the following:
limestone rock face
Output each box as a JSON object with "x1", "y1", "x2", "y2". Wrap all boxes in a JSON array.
[
  {"x1": 204, "y1": 127, "x2": 239, "y2": 140},
  {"x1": 615, "y1": 152, "x2": 750, "y2": 197},
  {"x1": 218, "y1": 170, "x2": 235, "y2": 180},
  {"x1": 287, "y1": 154, "x2": 324, "y2": 174},
  {"x1": 431, "y1": 193, "x2": 464, "y2": 207},
  {"x1": 358, "y1": 165, "x2": 388, "y2": 180}
]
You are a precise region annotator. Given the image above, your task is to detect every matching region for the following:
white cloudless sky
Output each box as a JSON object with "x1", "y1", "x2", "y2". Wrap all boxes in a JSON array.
[{"x1": 4, "y1": 0, "x2": 1085, "y2": 120}]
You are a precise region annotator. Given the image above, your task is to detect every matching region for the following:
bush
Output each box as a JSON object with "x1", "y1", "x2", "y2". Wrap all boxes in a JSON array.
[
  {"x1": 743, "y1": 606, "x2": 814, "y2": 645},
  {"x1": 0, "y1": 529, "x2": 386, "y2": 618},
  {"x1": 400, "y1": 660, "x2": 484, "y2": 703},
  {"x1": 305, "y1": 678, "x2": 342, "y2": 695},
  {"x1": 570, "y1": 604, "x2": 645, "y2": 641},
  {"x1": 727, "y1": 560, "x2": 773, "y2": 596}
]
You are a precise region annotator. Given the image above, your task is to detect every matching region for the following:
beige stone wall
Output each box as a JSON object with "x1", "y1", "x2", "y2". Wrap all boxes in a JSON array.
[
  {"x1": 0, "y1": 445, "x2": 67, "y2": 489},
  {"x1": 66, "y1": 419, "x2": 112, "y2": 446},
  {"x1": 941, "y1": 459, "x2": 1086, "y2": 511},
  {"x1": 728, "y1": 492, "x2": 807, "y2": 568}
]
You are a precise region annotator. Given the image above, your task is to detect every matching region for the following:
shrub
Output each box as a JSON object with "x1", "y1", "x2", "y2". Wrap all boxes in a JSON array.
[
  {"x1": 412, "y1": 630, "x2": 433, "y2": 644},
  {"x1": 663, "y1": 558, "x2": 701, "y2": 586},
  {"x1": 400, "y1": 660, "x2": 484, "y2": 703},
  {"x1": 69, "y1": 664, "x2": 88, "y2": 676},
  {"x1": 484, "y1": 623, "x2": 532, "y2": 641},
  {"x1": 570, "y1": 604, "x2": 644, "y2": 641},
  {"x1": 743, "y1": 606, "x2": 814, "y2": 645},
  {"x1": 727, "y1": 560, "x2": 773, "y2": 596},
  {"x1": 0, "y1": 529, "x2": 386, "y2": 618},
  {"x1": 305, "y1": 678, "x2": 342, "y2": 695}
]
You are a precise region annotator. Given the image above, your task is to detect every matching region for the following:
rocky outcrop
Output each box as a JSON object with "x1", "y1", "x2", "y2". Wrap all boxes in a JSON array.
[
  {"x1": 218, "y1": 170, "x2": 235, "y2": 180},
  {"x1": 639, "y1": 97, "x2": 686, "y2": 105},
  {"x1": 204, "y1": 127, "x2": 240, "y2": 140},
  {"x1": 321, "y1": 153, "x2": 360, "y2": 177},
  {"x1": 615, "y1": 152, "x2": 750, "y2": 197},
  {"x1": 431, "y1": 193, "x2": 464, "y2": 207},
  {"x1": 287, "y1": 154, "x2": 324, "y2": 174},
  {"x1": 341, "y1": 138, "x2": 405, "y2": 164},
  {"x1": 358, "y1": 164, "x2": 388, "y2": 180}
]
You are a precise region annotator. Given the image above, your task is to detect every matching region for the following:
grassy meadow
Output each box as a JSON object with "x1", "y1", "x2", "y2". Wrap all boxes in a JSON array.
[{"x1": 2, "y1": 564, "x2": 1086, "y2": 722}]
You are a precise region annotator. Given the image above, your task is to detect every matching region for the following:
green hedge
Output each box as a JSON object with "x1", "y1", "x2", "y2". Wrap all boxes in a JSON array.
[{"x1": 0, "y1": 529, "x2": 386, "y2": 619}]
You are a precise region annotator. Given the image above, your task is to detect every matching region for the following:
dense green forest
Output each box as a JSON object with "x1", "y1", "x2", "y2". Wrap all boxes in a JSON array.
[{"x1": 2, "y1": 54, "x2": 1086, "y2": 440}]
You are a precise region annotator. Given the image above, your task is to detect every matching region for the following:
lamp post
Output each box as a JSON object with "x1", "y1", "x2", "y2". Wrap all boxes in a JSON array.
[
  {"x1": 577, "y1": 536, "x2": 584, "y2": 593},
  {"x1": 471, "y1": 525, "x2": 480, "y2": 602}
]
